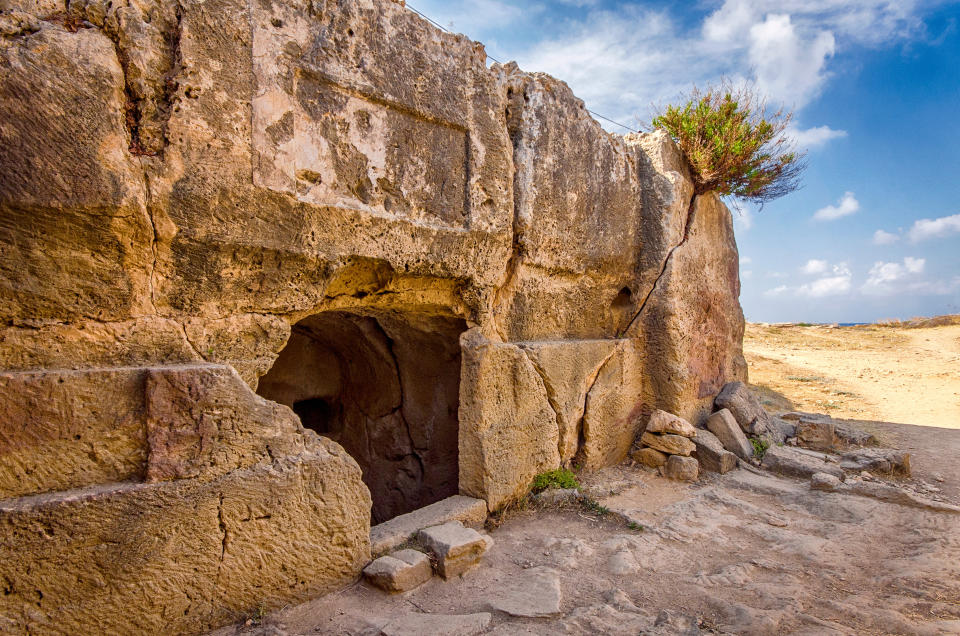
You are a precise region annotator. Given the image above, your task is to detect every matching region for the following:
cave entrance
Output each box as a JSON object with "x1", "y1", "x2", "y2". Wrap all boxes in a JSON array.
[{"x1": 256, "y1": 310, "x2": 466, "y2": 524}]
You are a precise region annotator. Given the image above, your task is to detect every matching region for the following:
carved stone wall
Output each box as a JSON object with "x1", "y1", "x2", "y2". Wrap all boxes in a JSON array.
[{"x1": 0, "y1": 0, "x2": 746, "y2": 632}]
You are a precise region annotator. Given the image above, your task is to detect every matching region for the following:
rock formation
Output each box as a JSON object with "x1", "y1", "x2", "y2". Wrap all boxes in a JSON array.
[{"x1": 0, "y1": 0, "x2": 746, "y2": 632}]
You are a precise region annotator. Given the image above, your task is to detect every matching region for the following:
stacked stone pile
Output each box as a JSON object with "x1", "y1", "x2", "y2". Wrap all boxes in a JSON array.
[{"x1": 631, "y1": 410, "x2": 700, "y2": 481}]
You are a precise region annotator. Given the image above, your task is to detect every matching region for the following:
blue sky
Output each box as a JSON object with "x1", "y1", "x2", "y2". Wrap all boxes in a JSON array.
[{"x1": 411, "y1": 0, "x2": 960, "y2": 323}]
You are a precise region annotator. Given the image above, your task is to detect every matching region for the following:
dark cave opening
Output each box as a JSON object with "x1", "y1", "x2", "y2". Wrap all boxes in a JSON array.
[{"x1": 256, "y1": 310, "x2": 466, "y2": 524}]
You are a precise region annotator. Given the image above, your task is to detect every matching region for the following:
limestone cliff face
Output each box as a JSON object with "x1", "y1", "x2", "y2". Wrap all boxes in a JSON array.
[{"x1": 0, "y1": 0, "x2": 745, "y2": 632}]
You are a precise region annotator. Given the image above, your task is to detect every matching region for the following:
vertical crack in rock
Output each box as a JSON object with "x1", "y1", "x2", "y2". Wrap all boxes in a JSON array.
[
  {"x1": 619, "y1": 192, "x2": 698, "y2": 337},
  {"x1": 216, "y1": 492, "x2": 227, "y2": 583},
  {"x1": 65, "y1": 0, "x2": 184, "y2": 156},
  {"x1": 137, "y1": 156, "x2": 161, "y2": 315},
  {"x1": 519, "y1": 348, "x2": 564, "y2": 460},
  {"x1": 573, "y1": 346, "x2": 618, "y2": 462},
  {"x1": 491, "y1": 80, "x2": 531, "y2": 341},
  {"x1": 177, "y1": 320, "x2": 204, "y2": 359}
]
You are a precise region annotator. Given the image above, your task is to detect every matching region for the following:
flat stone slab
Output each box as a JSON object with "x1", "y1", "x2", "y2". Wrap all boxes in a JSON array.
[
  {"x1": 485, "y1": 567, "x2": 562, "y2": 617},
  {"x1": 645, "y1": 410, "x2": 696, "y2": 438},
  {"x1": 371, "y1": 495, "x2": 487, "y2": 556},
  {"x1": 762, "y1": 445, "x2": 844, "y2": 480},
  {"x1": 641, "y1": 432, "x2": 695, "y2": 456},
  {"x1": 379, "y1": 612, "x2": 492, "y2": 636},
  {"x1": 363, "y1": 549, "x2": 432, "y2": 593},
  {"x1": 418, "y1": 521, "x2": 490, "y2": 579},
  {"x1": 840, "y1": 448, "x2": 910, "y2": 476}
]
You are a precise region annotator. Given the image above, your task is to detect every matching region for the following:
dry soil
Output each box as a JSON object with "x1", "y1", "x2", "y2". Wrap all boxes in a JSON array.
[{"x1": 744, "y1": 322, "x2": 960, "y2": 429}]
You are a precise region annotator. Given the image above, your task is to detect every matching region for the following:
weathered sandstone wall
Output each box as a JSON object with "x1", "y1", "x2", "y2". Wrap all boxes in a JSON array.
[{"x1": 0, "y1": 0, "x2": 745, "y2": 632}]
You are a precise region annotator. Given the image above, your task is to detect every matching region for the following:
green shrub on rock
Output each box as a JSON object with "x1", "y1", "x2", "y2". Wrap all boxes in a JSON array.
[{"x1": 652, "y1": 83, "x2": 806, "y2": 205}]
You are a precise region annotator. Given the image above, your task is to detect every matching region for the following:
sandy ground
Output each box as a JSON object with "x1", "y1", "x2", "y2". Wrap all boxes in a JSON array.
[
  {"x1": 744, "y1": 323, "x2": 960, "y2": 429},
  {"x1": 212, "y1": 321, "x2": 960, "y2": 635}
]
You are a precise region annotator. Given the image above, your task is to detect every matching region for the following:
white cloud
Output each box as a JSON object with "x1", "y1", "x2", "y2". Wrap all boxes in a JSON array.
[
  {"x1": 813, "y1": 191, "x2": 859, "y2": 221},
  {"x1": 907, "y1": 213, "x2": 960, "y2": 243},
  {"x1": 872, "y1": 229, "x2": 900, "y2": 245},
  {"x1": 789, "y1": 125, "x2": 848, "y2": 149},
  {"x1": 740, "y1": 256, "x2": 753, "y2": 265},
  {"x1": 742, "y1": 270, "x2": 754, "y2": 279},
  {"x1": 904, "y1": 256, "x2": 925, "y2": 273},
  {"x1": 796, "y1": 262, "x2": 852, "y2": 297},
  {"x1": 766, "y1": 271, "x2": 788, "y2": 278},
  {"x1": 861, "y1": 257, "x2": 926, "y2": 295},
  {"x1": 764, "y1": 285, "x2": 788, "y2": 297},
  {"x1": 801, "y1": 259, "x2": 829, "y2": 275},
  {"x1": 749, "y1": 14, "x2": 835, "y2": 108}
]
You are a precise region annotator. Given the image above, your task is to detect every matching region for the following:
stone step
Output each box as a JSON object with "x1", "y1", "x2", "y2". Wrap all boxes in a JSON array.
[{"x1": 370, "y1": 495, "x2": 487, "y2": 556}]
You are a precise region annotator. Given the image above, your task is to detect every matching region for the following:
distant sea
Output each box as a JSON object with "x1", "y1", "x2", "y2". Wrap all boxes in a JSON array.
[{"x1": 838, "y1": 322, "x2": 869, "y2": 327}]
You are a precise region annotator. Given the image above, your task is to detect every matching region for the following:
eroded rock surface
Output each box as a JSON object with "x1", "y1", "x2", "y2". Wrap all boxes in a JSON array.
[{"x1": 0, "y1": 0, "x2": 748, "y2": 631}]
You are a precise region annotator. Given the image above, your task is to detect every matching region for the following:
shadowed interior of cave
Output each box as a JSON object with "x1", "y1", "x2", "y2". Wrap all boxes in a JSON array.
[{"x1": 256, "y1": 310, "x2": 466, "y2": 524}]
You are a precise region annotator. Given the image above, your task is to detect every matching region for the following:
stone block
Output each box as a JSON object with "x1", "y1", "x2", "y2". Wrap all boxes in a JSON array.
[
  {"x1": 641, "y1": 431, "x2": 696, "y2": 456},
  {"x1": 417, "y1": 521, "x2": 490, "y2": 579},
  {"x1": 663, "y1": 455, "x2": 699, "y2": 481},
  {"x1": 519, "y1": 340, "x2": 619, "y2": 463},
  {"x1": 458, "y1": 332, "x2": 561, "y2": 510},
  {"x1": 691, "y1": 429, "x2": 738, "y2": 474},
  {"x1": 834, "y1": 421, "x2": 876, "y2": 447},
  {"x1": 762, "y1": 445, "x2": 844, "y2": 480},
  {"x1": 370, "y1": 495, "x2": 487, "y2": 556},
  {"x1": 0, "y1": 440, "x2": 371, "y2": 635},
  {"x1": 714, "y1": 381, "x2": 770, "y2": 436},
  {"x1": 811, "y1": 472, "x2": 842, "y2": 492},
  {"x1": 631, "y1": 447, "x2": 668, "y2": 468},
  {"x1": 796, "y1": 418, "x2": 836, "y2": 451},
  {"x1": 839, "y1": 449, "x2": 910, "y2": 476},
  {"x1": 706, "y1": 408, "x2": 754, "y2": 460},
  {"x1": 579, "y1": 340, "x2": 645, "y2": 469},
  {"x1": 0, "y1": 364, "x2": 306, "y2": 499},
  {"x1": 363, "y1": 549, "x2": 432, "y2": 593},
  {"x1": 766, "y1": 417, "x2": 796, "y2": 443},
  {"x1": 645, "y1": 409, "x2": 697, "y2": 437}
]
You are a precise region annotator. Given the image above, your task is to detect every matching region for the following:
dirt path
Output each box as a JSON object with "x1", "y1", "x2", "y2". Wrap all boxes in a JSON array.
[
  {"x1": 217, "y1": 426, "x2": 960, "y2": 635},
  {"x1": 744, "y1": 323, "x2": 960, "y2": 428}
]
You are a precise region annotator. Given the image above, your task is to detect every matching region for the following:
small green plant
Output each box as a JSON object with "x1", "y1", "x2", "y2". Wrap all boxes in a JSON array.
[
  {"x1": 627, "y1": 521, "x2": 644, "y2": 532},
  {"x1": 580, "y1": 497, "x2": 610, "y2": 517},
  {"x1": 749, "y1": 436, "x2": 770, "y2": 459},
  {"x1": 652, "y1": 83, "x2": 805, "y2": 205},
  {"x1": 531, "y1": 468, "x2": 579, "y2": 493}
]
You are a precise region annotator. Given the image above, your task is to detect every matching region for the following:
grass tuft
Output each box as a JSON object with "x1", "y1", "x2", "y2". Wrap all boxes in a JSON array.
[{"x1": 531, "y1": 468, "x2": 580, "y2": 494}]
